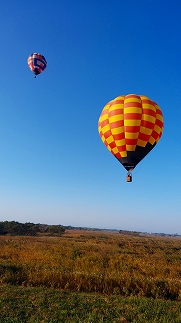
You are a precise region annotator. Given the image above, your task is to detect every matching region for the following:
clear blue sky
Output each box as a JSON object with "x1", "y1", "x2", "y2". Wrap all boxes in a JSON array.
[{"x1": 0, "y1": 0, "x2": 180, "y2": 234}]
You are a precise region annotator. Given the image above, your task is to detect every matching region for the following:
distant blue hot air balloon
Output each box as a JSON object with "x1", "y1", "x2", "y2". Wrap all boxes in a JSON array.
[{"x1": 27, "y1": 53, "x2": 47, "y2": 78}]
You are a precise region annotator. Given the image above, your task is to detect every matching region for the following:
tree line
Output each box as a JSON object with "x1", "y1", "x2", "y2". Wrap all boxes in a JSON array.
[{"x1": 0, "y1": 221, "x2": 65, "y2": 236}]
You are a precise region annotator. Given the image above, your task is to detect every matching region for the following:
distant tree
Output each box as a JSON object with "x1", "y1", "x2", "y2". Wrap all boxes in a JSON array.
[
  {"x1": 0, "y1": 222, "x2": 7, "y2": 235},
  {"x1": 38, "y1": 224, "x2": 49, "y2": 234},
  {"x1": 46, "y1": 225, "x2": 65, "y2": 236},
  {"x1": 0, "y1": 221, "x2": 65, "y2": 236},
  {"x1": 2, "y1": 221, "x2": 24, "y2": 235},
  {"x1": 23, "y1": 222, "x2": 40, "y2": 236}
]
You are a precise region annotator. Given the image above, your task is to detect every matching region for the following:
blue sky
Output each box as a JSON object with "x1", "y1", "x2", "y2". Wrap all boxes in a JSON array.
[{"x1": 0, "y1": 0, "x2": 180, "y2": 234}]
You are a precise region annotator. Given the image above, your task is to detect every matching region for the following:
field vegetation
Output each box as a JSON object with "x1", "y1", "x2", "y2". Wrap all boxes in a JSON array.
[{"x1": 1, "y1": 230, "x2": 181, "y2": 322}]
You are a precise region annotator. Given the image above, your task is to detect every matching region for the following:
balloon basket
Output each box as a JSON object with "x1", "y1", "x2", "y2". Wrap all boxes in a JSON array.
[{"x1": 126, "y1": 174, "x2": 132, "y2": 182}]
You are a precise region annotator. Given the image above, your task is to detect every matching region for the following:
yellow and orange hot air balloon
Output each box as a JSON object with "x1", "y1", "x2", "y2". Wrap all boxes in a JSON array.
[{"x1": 98, "y1": 94, "x2": 164, "y2": 182}]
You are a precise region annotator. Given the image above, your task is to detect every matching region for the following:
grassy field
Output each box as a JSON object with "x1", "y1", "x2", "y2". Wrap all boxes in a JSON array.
[
  {"x1": 1, "y1": 230, "x2": 181, "y2": 322},
  {"x1": 1, "y1": 285, "x2": 181, "y2": 322}
]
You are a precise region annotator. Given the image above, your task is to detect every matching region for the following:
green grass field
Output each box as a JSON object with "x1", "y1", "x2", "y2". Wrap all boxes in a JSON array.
[
  {"x1": 1, "y1": 230, "x2": 181, "y2": 322},
  {"x1": 1, "y1": 285, "x2": 181, "y2": 322}
]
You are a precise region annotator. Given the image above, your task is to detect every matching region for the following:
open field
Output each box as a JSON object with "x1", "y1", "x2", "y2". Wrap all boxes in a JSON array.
[
  {"x1": 1, "y1": 230, "x2": 181, "y2": 298},
  {"x1": 1, "y1": 230, "x2": 181, "y2": 322},
  {"x1": 1, "y1": 285, "x2": 181, "y2": 322}
]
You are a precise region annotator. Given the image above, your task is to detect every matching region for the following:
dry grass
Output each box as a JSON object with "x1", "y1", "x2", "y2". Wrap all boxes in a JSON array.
[{"x1": 1, "y1": 230, "x2": 181, "y2": 299}]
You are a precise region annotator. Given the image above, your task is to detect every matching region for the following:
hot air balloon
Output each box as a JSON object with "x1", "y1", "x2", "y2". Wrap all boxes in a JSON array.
[
  {"x1": 98, "y1": 94, "x2": 164, "y2": 182},
  {"x1": 27, "y1": 53, "x2": 47, "y2": 78}
]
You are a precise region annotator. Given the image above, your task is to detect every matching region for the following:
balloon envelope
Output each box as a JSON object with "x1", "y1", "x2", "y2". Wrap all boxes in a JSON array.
[
  {"x1": 27, "y1": 53, "x2": 47, "y2": 77},
  {"x1": 98, "y1": 94, "x2": 164, "y2": 172}
]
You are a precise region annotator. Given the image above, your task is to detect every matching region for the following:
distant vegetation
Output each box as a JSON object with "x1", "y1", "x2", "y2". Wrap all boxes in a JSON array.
[
  {"x1": 1, "y1": 230, "x2": 181, "y2": 300},
  {"x1": 0, "y1": 221, "x2": 65, "y2": 236}
]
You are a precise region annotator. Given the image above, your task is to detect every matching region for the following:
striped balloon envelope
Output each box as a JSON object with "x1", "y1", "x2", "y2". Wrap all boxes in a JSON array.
[
  {"x1": 27, "y1": 53, "x2": 47, "y2": 78},
  {"x1": 98, "y1": 94, "x2": 164, "y2": 180}
]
